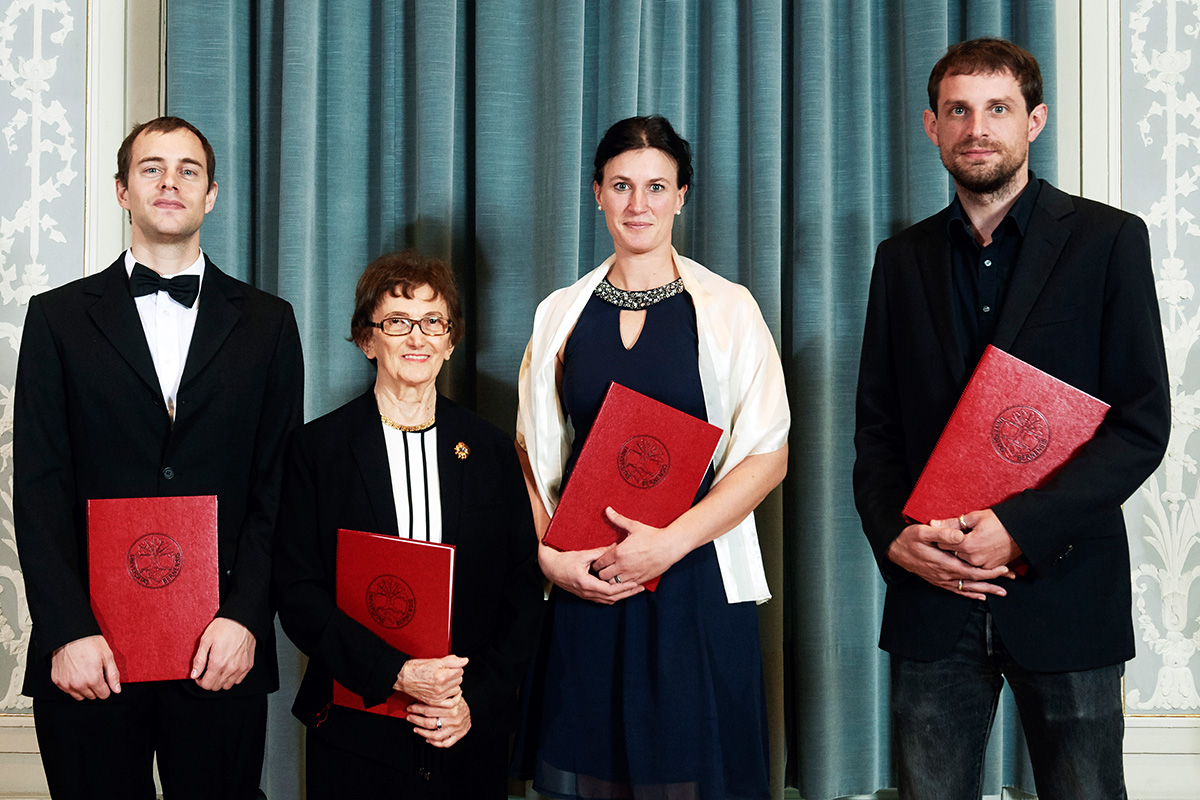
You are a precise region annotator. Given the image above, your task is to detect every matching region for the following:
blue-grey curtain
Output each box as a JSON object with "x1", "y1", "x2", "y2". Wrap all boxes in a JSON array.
[{"x1": 165, "y1": 2, "x2": 1056, "y2": 798}]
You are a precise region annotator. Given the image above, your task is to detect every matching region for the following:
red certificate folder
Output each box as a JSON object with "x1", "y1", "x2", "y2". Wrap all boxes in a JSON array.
[
  {"x1": 87, "y1": 495, "x2": 218, "y2": 682},
  {"x1": 903, "y1": 345, "x2": 1110, "y2": 524},
  {"x1": 333, "y1": 529, "x2": 455, "y2": 717},
  {"x1": 543, "y1": 382, "x2": 723, "y2": 591}
]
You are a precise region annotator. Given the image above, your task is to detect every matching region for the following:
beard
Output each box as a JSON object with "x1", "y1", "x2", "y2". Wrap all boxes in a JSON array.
[{"x1": 940, "y1": 139, "x2": 1027, "y2": 197}]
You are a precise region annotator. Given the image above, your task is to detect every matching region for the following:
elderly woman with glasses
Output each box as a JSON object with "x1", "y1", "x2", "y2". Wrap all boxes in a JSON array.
[{"x1": 274, "y1": 250, "x2": 543, "y2": 799}]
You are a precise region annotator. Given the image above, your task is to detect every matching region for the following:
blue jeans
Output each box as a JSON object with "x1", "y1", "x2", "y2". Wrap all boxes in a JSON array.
[{"x1": 891, "y1": 603, "x2": 1126, "y2": 800}]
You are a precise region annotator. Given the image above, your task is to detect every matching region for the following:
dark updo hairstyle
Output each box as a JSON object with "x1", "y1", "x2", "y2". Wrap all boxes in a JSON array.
[
  {"x1": 592, "y1": 115, "x2": 693, "y2": 194},
  {"x1": 349, "y1": 250, "x2": 464, "y2": 349}
]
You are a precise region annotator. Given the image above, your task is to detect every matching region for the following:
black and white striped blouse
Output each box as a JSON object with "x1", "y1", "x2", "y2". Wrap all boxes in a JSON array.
[{"x1": 381, "y1": 422, "x2": 442, "y2": 542}]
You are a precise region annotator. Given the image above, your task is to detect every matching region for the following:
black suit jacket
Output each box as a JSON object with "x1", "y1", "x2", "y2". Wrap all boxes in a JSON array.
[
  {"x1": 272, "y1": 390, "x2": 543, "y2": 763},
  {"x1": 853, "y1": 180, "x2": 1170, "y2": 672},
  {"x1": 14, "y1": 255, "x2": 304, "y2": 698}
]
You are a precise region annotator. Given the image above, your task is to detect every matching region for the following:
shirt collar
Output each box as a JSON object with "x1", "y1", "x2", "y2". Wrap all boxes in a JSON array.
[{"x1": 946, "y1": 171, "x2": 1042, "y2": 241}]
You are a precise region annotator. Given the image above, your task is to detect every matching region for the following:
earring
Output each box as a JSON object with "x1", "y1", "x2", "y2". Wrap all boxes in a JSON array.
[
  {"x1": 598, "y1": 205, "x2": 603, "y2": 211},
  {"x1": 675, "y1": 209, "x2": 681, "y2": 215}
]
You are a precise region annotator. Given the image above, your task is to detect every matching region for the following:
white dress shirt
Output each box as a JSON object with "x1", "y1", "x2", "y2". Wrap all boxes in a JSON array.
[{"x1": 124, "y1": 249, "x2": 205, "y2": 420}]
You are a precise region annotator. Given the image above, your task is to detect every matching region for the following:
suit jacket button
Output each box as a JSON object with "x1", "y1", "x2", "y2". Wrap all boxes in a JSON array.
[{"x1": 162, "y1": 467, "x2": 175, "y2": 480}]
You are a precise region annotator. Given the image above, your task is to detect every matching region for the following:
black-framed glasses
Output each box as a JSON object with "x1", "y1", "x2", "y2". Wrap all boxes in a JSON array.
[{"x1": 372, "y1": 315, "x2": 454, "y2": 337}]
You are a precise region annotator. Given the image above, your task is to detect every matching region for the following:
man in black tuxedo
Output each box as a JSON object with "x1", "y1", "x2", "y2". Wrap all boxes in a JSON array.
[
  {"x1": 854, "y1": 39, "x2": 1170, "y2": 799},
  {"x1": 14, "y1": 116, "x2": 303, "y2": 799}
]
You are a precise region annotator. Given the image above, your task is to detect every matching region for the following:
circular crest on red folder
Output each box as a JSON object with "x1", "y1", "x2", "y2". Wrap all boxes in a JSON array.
[
  {"x1": 991, "y1": 406, "x2": 1051, "y2": 464},
  {"x1": 618, "y1": 435, "x2": 671, "y2": 489},
  {"x1": 366, "y1": 574, "x2": 416, "y2": 629},
  {"x1": 127, "y1": 534, "x2": 183, "y2": 589}
]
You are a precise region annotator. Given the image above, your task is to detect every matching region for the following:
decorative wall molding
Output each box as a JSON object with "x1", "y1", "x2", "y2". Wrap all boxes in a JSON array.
[
  {"x1": 1120, "y1": 0, "x2": 1200, "y2": 718},
  {"x1": 0, "y1": 0, "x2": 158, "y2": 723},
  {"x1": 0, "y1": 0, "x2": 86, "y2": 715}
]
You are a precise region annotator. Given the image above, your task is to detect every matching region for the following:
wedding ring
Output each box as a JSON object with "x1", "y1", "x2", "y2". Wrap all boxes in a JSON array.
[
  {"x1": 959, "y1": 515, "x2": 966, "y2": 528},
  {"x1": 614, "y1": 575, "x2": 622, "y2": 584},
  {"x1": 958, "y1": 580, "x2": 963, "y2": 592},
  {"x1": 436, "y1": 718, "x2": 442, "y2": 730}
]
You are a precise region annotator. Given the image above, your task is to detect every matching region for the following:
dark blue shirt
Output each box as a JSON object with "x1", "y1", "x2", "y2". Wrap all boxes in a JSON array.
[{"x1": 947, "y1": 174, "x2": 1042, "y2": 373}]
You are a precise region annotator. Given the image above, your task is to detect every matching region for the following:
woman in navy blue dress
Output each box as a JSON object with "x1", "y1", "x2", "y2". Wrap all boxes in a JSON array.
[{"x1": 516, "y1": 116, "x2": 791, "y2": 800}]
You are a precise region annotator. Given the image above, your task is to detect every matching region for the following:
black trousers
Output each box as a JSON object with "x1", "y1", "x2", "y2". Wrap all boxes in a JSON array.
[
  {"x1": 306, "y1": 726, "x2": 509, "y2": 799},
  {"x1": 34, "y1": 681, "x2": 267, "y2": 800}
]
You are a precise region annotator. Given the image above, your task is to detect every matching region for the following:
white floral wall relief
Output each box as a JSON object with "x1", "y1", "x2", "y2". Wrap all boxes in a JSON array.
[
  {"x1": 0, "y1": 0, "x2": 85, "y2": 712},
  {"x1": 1124, "y1": 0, "x2": 1200, "y2": 714}
]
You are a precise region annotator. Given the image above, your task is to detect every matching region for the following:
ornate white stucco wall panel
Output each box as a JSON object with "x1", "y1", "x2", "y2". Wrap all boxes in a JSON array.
[
  {"x1": 0, "y1": 0, "x2": 86, "y2": 713},
  {"x1": 1123, "y1": 0, "x2": 1200, "y2": 716}
]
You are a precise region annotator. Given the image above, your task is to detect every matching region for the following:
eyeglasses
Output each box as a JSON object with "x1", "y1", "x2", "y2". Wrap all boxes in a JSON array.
[{"x1": 372, "y1": 315, "x2": 455, "y2": 337}]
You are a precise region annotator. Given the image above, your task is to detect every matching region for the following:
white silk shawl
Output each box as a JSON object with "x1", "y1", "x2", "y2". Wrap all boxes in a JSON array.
[{"x1": 516, "y1": 250, "x2": 790, "y2": 604}]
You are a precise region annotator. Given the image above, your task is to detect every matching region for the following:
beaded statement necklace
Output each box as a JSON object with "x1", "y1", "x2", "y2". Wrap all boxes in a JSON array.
[
  {"x1": 380, "y1": 412, "x2": 436, "y2": 433},
  {"x1": 594, "y1": 277, "x2": 685, "y2": 310}
]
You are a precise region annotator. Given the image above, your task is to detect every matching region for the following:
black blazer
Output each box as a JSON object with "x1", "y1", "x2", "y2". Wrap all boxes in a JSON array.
[
  {"x1": 273, "y1": 390, "x2": 543, "y2": 761},
  {"x1": 853, "y1": 180, "x2": 1170, "y2": 672},
  {"x1": 14, "y1": 255, "x2": 304, "y2": 698}
]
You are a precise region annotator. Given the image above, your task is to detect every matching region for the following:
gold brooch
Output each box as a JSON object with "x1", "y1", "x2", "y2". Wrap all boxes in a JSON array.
[{"x1": 454, "y1": 442, "x2": 470, "y2": 460}]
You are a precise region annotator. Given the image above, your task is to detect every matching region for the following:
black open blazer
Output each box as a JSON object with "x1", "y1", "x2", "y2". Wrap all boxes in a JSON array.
[
  {"x1": 854, "y1": 180, "x2": 1171, "y2": 672},
  {"x1": 15, "y1": 255, "x2": 304, "y2": 698}
]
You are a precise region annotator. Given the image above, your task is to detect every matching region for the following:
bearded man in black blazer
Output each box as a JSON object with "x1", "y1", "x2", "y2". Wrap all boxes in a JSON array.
[
  {"x1": 854, "y1": 39, "x2": 1170, "y2": 799},
  {"x1": 14, "y1": 116, "x2": 303, "y2": 799}
]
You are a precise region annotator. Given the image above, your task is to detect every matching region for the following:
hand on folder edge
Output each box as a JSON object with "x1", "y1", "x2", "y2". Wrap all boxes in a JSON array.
[
  {"x1": 395, "y1": 654, "x2": 467, "y2": 704},
  {"x1": 51, "y1": 635, "x2": 122, "y2": 700},
  {"x1": 191, "y1": 617, "x2": 256, "y2": 691},
  {"x1": 538, "y1": 541, "x2": 644, "y2": 605},
  {"x1": 592, "y1": 507, "x2": 681, "y2": 589}
]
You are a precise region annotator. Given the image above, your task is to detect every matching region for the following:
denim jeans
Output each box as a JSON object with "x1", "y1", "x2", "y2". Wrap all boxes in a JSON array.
[{"x1": 891, "y1": 602, "x2": 1127, "y2": 800}]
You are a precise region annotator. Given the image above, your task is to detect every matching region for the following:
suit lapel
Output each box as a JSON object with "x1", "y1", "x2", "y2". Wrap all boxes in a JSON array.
[
  {"x1": 993, "y1": 183, "x2": 1073, "y2": 350},
  {"x1": 436, "y1": 396, "x2": 465, "y2": 547},
  {"x1": 349, "y1": 392, "x2": 401, "y2": 538},
  {"x1": 86, "y1": 257, "x2": 162, "y2": 396},
  {"x1": 180, "y1": 257, "x2": 243, "y2": 390},
  {"x1": 914, "y1": 214, "x2": 969, "y2": 386}
]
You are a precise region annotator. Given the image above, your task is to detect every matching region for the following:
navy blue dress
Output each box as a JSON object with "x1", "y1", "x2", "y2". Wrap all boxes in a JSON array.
[{"x1": 528, "y1": 291, "x2": 770, "y2": 800}]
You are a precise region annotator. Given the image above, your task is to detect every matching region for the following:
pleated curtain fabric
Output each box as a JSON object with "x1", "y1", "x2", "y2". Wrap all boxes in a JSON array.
[{"x1": 165, "y1": 1, "x2": 1056, "y2": 797}]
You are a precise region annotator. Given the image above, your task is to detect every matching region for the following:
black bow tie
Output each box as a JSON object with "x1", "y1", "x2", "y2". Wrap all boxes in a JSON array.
[{"x1": 129, "y1": 262, "x2": 200, "y2": 308}]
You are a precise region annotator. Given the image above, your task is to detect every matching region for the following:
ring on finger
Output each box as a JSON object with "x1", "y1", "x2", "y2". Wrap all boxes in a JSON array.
[
  {"x1": 958, "y1": 579, "x2": 963, "y2": 591},
  {"x1": 436, "y1": 717, "x2": 442, "y2": 730},
  {"x1": 614, "y1": 575, "x2": 622, "y2": 584}
]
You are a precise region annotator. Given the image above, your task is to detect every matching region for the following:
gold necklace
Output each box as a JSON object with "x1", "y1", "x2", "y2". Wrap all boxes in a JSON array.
[{"x1": 380, "y1": 411, "x2": 436, "y2": 432}]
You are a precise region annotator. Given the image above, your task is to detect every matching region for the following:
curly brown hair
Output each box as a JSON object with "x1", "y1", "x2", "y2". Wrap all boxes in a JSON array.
[{"x1": 349, "y1": 250, "x2": 464, "y2": 349}]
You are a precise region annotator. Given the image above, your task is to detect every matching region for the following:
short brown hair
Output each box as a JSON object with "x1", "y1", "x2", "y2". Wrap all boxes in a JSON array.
[
  {"x1": 927, "y1": 38, "x2": 1043, "y2": 115},
  {"x1": 115, "y1": 116, "x2": 216, "y2": 189},
  {"x1": 349, "y1": 250, "x2": 464, "y2": 348}
]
